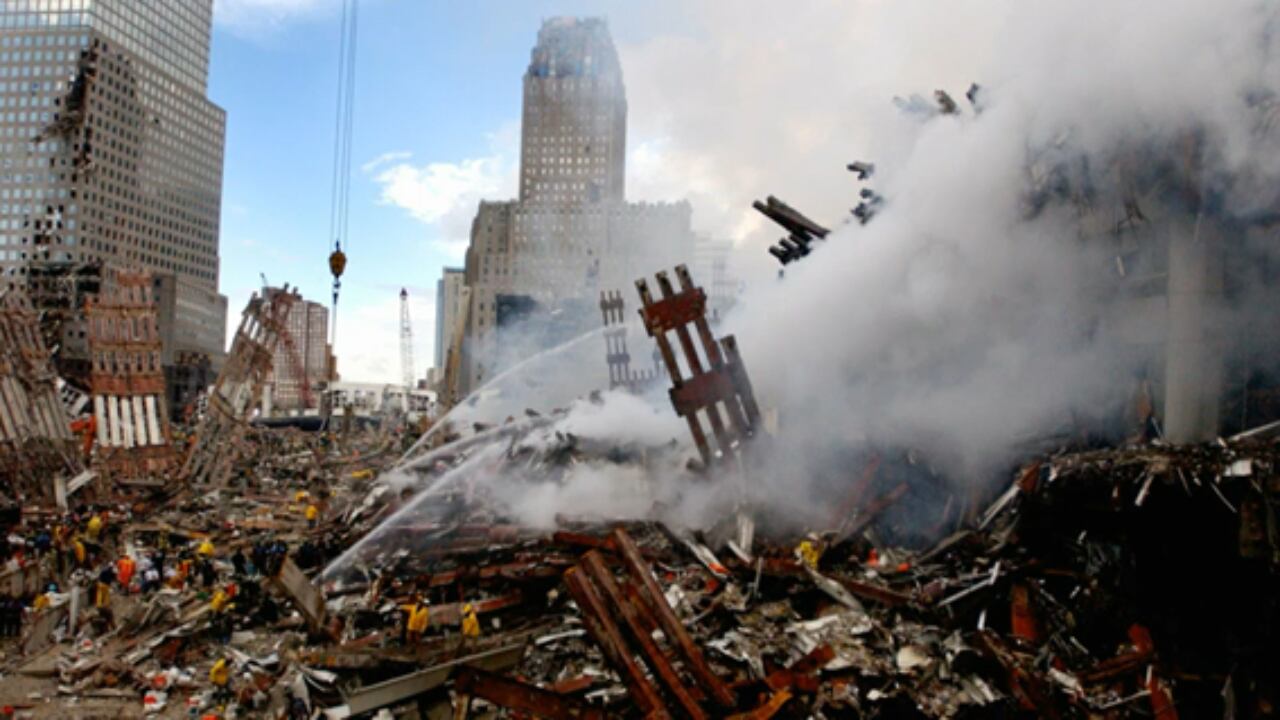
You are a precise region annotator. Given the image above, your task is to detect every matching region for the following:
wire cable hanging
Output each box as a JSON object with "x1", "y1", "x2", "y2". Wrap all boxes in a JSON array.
[{"x1": 327, "y1": 0, "x2": 359, "y2": 346}]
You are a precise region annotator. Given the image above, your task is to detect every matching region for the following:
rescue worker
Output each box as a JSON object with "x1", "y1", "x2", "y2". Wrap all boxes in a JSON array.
[
  {"x1": 209, "y1": 587, "x2": 235, "y2": 643},
  {"x1": 461, "y1": 603, "x2": 480, "y2": 639},
  {"x1": 85, "y1": 513, "x2": 103, "y2": 542},
  {"x1": 209, "y1": 657, "x2": 231, "y2": 701},
  {"x1": 94, "y1": 578, "x2": 111, "y2": 610},
  {"x1": 305, "y1": 503, "x2": 319, "y2": 529},
  {"x1": 197, "y1": 538, "x2": 215, "y2": 558},
  {"x1": 401, "y1": 596, "x2": 430, "y2": 644},
  {"x1": 32, "y1": 587, "x2": 52, "y2": 611},
  {"x1": 71, "y1": 536, "x2": 87, "y2": 567},
  {"x1": 116, "y1": 555, "x2": 136, "y2": 590},
  {"x1": 796, "y1": 536, "x2": 823, "y2": 571}
]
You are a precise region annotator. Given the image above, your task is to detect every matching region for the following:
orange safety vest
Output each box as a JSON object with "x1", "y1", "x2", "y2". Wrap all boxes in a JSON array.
[{"x1": 117, "y1": 557, "x2": 136, "y2": 587}]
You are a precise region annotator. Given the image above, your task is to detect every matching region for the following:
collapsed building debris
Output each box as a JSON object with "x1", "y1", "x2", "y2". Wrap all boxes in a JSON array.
[
  {"x1": 638, "y1": 265, "x2": 761, "y2": 468},
  {"x1": 599, "y1": 289, "x2": 660, "y2": 394},
  {"x1": 0, "y1": 290, "x2": 84, "y2": 501},
  {"x1": 85, "y1": 267, "x2": 177, "y2": 481},
  {"x1": 755, "y1": 196, "x2": 831, "y2": 266},
  {"x1": 0, "y1": 269, "x2": 1276, "y2": 718},
  {"x1": 182, "y1": 286, "x2": 300, "y2": 487}
]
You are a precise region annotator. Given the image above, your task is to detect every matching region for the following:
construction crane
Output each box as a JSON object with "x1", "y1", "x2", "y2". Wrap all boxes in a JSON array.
[{"x1": 399, "y1": 288, "x2": 415, "y2": 389}]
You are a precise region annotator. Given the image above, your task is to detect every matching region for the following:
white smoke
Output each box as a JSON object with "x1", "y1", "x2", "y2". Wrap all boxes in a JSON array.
[{"x1": 385, "y1": 0, "x2": 1280, "y2": 537}]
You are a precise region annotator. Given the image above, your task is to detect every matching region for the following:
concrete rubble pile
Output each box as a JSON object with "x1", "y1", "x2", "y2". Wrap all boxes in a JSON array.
[
  {"x1": 0, "y1": 265, "x2": 1274, "y2": 719},
  {"x1": 2, "y1": 411, "x2": 1272, "y2": 718}
]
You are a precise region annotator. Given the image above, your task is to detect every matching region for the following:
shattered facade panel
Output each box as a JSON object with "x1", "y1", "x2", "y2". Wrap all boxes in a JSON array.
[
  {"x1": 85, "y1": 266, "x2": 174, "y2": 479},
  {"x1": 0, "y1": 290, "x2": 82, "y2": 499}
]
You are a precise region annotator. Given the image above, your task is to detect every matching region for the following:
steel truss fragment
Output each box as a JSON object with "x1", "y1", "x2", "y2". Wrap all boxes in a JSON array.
[
  {"x1": 182, "y1": 286, "x2": 299, "y2": 486},
  {"x1": 599, "y1": 289, "x2": 658, "y2": 393},
  {"x1": 636, "y1": 265, "x2": 761, "y2": 467}
]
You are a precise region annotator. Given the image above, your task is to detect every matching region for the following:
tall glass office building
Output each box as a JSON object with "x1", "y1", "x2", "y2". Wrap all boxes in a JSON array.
[
  {"x1": 0, "y1": 0, "x2": 225, "y2": 292},
  {"x1": 0, "y1": 0, "x2": 228, "y2": 385}
]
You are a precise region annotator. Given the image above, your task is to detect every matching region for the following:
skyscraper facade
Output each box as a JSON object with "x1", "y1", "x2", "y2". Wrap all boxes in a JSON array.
[
  {"x1": 434, "y1": 266, "x2": 464, "y2": 370},
  {"x1": 520, "y1": 17, "x2": 625, "y2": 205},
  {"x1": 460, "y1": 18, "x2": 696, "y2": 394},
  {"x1": 0, "y1": 0, "x2": 226, "y2": 353},
  {"x1": 267, "y1": 293, "x2": 330, "y2": 413}
]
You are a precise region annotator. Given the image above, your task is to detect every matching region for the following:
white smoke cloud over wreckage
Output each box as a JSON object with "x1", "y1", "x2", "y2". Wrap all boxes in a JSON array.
[{"x1": 333, "y1": 0, "x2": 1280, "y2": 567}]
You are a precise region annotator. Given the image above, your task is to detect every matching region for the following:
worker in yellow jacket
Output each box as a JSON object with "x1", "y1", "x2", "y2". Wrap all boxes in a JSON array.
[
  {"x1": 401, "y1": 597, "x2": 429, "y2": 643},
  {"x1": 461, "y1": 603, "x2": 480, "y2": 638},
  {"x1": 197, "y1": 539, "x2": 215, "y2": 558},
  {"x1": 305, "y1": 504, "x2": 319, "y2": 529},
  {"x1": 94, "y1": 581, "x2": 110, "y2": 609},
  {"x1": 86, "y1": 514, "x2": 103, "y2": 542},
  {"x1": 209, "y1": 657, "x2": 230, "y2": 689}
]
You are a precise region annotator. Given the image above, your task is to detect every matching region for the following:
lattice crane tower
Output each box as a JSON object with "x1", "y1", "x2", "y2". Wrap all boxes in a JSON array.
[{"x1": 400, "y1": 288, "x2": 415, "y2": 389}]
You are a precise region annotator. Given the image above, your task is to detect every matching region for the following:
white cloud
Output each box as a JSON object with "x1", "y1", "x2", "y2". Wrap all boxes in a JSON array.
[
  {"x1": 361, "y1": 151, "x2": 412, "y2": 174},
  {"x1": 333, "y1": 289, "x2": 437, "y2": 385},
  {"x1": 213, "y1": 0, "x2": 332, "y2": 34},
  {"x1": 367, "y1": 123, "x2": 518, "y2": 260}
]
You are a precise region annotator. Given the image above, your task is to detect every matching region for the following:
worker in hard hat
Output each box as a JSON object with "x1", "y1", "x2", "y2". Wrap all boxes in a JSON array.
[
  {"x1": 305, "y1": 503, "x2": 319, "y2": 529},
  {"x1": 294, "y1": 490, "x2": 309, "y2": 504},
  {"x1": 209, "y1": 656, "x2": 231, "y2": 702},
  {"x1": 461, "y1": 603, "x2": 480, "y2": 639},
  {"x1": 85, "y1": 513, "x2": 103, "y2": 542},
  {"x1": 116, "y1": 554, "x2": 136, "y2": 590},
  {"x1": 796, "y1": 536, "x2": 823, "y2": 571},
  {"x1": 72, "y1": 536, "x2": 87, "y2": 567},
  {"x1": 210, "y1": 588, "x2": 231, "y2": 614},
  {"x1": 401, "y1": 596, "x2": 430, "y2": 644}
]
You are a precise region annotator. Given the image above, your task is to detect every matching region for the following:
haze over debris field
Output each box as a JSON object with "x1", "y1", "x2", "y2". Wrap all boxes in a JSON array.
[{"x1": 0, "y1": 1, "x2": 1277, "y2": 718}]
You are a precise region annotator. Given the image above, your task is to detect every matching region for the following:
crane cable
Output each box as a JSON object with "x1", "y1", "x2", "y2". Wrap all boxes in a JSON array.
[{"x1": 327, "y1": 0, "x2": 359, "y2": 346}]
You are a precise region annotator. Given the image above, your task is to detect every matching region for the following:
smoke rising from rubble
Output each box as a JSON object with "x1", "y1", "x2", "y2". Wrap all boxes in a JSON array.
[
  {"x1": 722, "y1": 0, "x2": 1280, "y2": 510},
  {"x1": 376, "y1": 0, "x2": 1280, "y2": 539}
]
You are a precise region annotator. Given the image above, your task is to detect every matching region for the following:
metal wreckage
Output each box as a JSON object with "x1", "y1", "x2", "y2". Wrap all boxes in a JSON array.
[{"x1": 0, "y1": 90, "x2": 1278, "y2": 719}]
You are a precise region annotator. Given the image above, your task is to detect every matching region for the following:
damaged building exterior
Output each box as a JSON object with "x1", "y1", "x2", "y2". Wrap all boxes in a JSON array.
[
  {"x1": 456, "y1": 18, "x2": 700, "y2": 395},
  {"x1": 0, "y1": 1, "x2": 228, "y2": 391},
  {"x1": 265, "y1": 291, "x2": 332, "y2": 414}
]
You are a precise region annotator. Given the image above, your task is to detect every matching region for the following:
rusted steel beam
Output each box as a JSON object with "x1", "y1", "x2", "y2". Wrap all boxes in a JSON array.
[
  {"x1": 581, "y1": 552, "x2": 707, "y2": 720},
  {"x1": 727, "y1": 689, "x2": 792, "y2": 720},
  {"x1": 563, "y1": 566, "x2": 669, "y2": 717},
  {"x1": 636, "y1": 267, "x2": 760, "y2": 468},
  {"x1": 454, "y1": 668, "x2": 605, "y2": 720},
  {"x1": 636, "y1": 275, "x2": 711, "y2": 466},
  {"x1": 974, "y1": 630, "x2": 1059, "y2": 719},
  {"x1": 765, "y1": 645, "x2": 834, "y2": 692},
  {"x1": 829, "y1": 454, "x2": 881, "y2": 528},
  {"x1": 841, "y1": 480, "x2": 910, "y2": 539},
  {"x1": 550, "y1": 675, "x2": 596, "y2": 695},
  {"x1": 1010, "y1": 582, "x2": 1040, "y2": 644},
  {"x1": 655, "y1": 271, "x2": 732, "y2": 454},
  {"x1": 612, "y1": 529, "x2": 735, "y2": 709},
  {"x1": 832, "y1": 575, "x2": 913, "y2": 608},
  {"x1": 1129, "y1": 625, "x2": 1178, "y2": 720}
]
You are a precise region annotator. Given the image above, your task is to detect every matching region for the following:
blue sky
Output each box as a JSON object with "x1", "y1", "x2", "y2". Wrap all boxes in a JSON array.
[
  {"x1": 209, "y1": 0, "x2": 715, "y2": 383},
  {"x1": 206, "y1": 1, "x2": 971, "y2": 383}
]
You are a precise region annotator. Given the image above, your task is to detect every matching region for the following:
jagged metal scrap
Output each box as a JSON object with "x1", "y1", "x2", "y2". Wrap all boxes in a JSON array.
[{"x1": 181, "y1": 286, "x2": 299, "y2": 487}]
